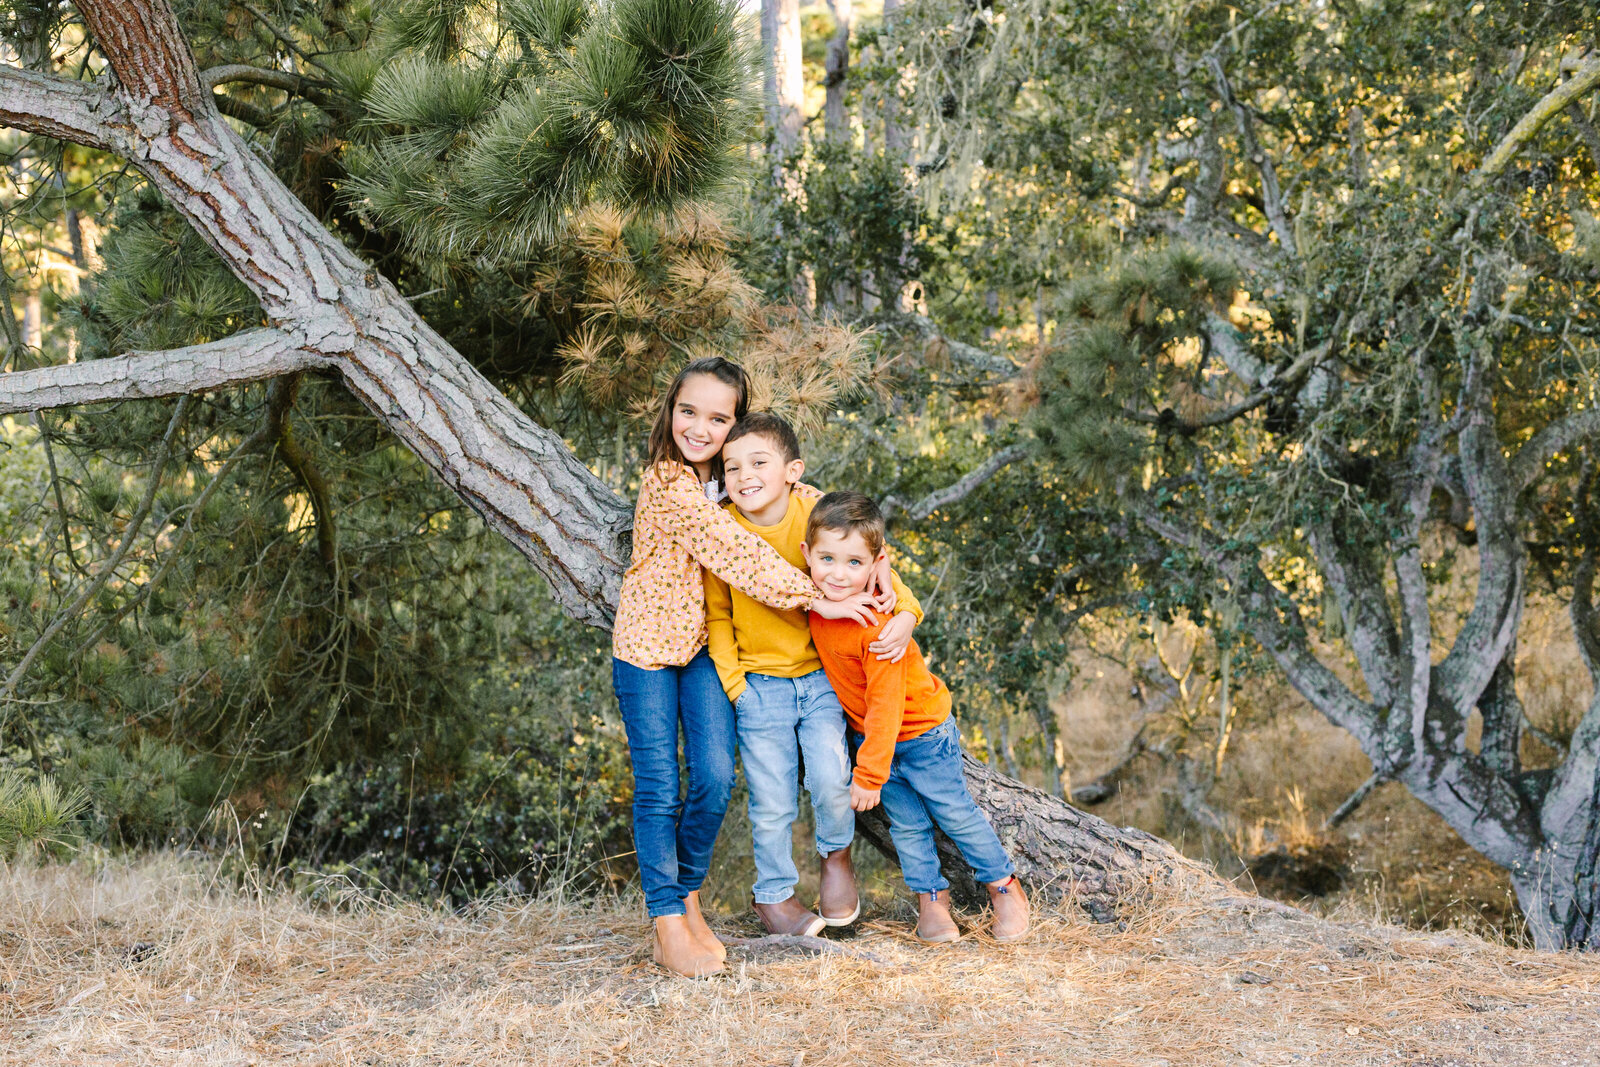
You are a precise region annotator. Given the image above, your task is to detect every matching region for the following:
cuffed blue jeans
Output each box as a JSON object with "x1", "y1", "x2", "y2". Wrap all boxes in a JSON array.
[
  {"x1": 735, "y1": 670, "x2": 856, "y2": 904},
  {"x1": 855, "y1": 717, "x2": 1015, "y2": 894},
  {"x1": 612, "y1": 649, "x2": 737, "y2": 918}
]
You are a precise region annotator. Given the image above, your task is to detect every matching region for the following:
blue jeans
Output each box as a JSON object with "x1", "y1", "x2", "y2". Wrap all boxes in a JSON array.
[
  {"x1": 855, "y1": 717, "x2": 1015, "y2": 894},
  {"x1": 612, "y1": 649, "x2": 737, "y2": 918},
  {"x1": 735, "y1": 670, "x2": 855, "y2": 904}
]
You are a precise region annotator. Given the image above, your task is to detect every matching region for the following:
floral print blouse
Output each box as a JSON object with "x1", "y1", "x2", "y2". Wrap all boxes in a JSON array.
[{"x1": 612, "y1": 462, "x2": 819, "y2": 670}]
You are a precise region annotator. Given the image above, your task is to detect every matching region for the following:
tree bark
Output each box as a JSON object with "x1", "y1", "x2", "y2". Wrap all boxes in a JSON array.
[
  {"x1": 823, "y1": 0, "x2": 852, "y2": 144},
  {"x1": 761, "y1": 0, "x2": 803, "y2": 156},
  {"x1": 0, "y1": 0, "x2": 1223, "y2": 914},
  {"x1": 0, "y1": 329, "x2": 325, "y2": 414},
  {"x1": 856, "y1": 752, "x2": 1217, "y2": 915},
  {"x1": 880, "y1": 0, "x2": 906, "y2": 155}
]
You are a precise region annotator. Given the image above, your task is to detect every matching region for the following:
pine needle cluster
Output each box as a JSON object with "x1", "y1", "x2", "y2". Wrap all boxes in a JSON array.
[
  {"x1": 539, "y1": 203, "x2": 880, "y2": 434},
  {"x1": 344, "y1": 0, "x2": 755, "y2": 264},
  {"x1": 0, "y1": 770, "x2": 86, "y2": 861},
  {"x1": 1031, "y1": 246, "x2": 1240, "y2": 488}
]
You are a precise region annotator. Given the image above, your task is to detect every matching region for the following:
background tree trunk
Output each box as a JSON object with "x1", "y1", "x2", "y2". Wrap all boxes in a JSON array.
[
  {"x1": 823, "y1": 0, "x2": 852, "y2": 144},
  {"x1": 761, "y1": 0, "x2": 803, "y2": 157}
]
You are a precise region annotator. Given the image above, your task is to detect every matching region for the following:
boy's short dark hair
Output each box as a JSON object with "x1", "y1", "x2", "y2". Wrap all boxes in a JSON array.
[
  {"x1": 724, "y1": 411, "x2": 801, "y2": 464},
  {"x1": 806, "y1": 491, "x2": 886, "y2": 555}
]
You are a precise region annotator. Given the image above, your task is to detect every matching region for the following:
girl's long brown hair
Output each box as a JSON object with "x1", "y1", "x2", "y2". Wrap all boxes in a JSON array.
[{"x1": 646, "y1": 356, "x2": 751, "y2": 480}]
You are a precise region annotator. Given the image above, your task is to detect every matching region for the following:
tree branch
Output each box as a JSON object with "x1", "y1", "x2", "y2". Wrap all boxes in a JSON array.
[
  {"x1": 265, "y1": 374, "x2": 339, "y2": 575},
  {"x1": 0, "y1": 396, "x2": 188, "y2": 717},
  {"x1": 0, "y1": 64, "x2": 123, "y2": 152},
  {"x1": 1306, "y1": 513, "x2": 1401, "y2": 708},
  {"x1": 1474, "y1": 56, "x2": 1600, "y2": 185},
  {"x1": 903, "y1": 314, "x2": 1018, "y2": 376},
  {"x1": 77, "y1": 0, "x2": 207, "y2": 117},
  {"x1": 202, "y1": 63, "x2": 335, "y2": 109},
  {"x1": 212, "y1": 92, "x2": 274, "y2": 128},
  {"x1": 1202, "y1": 312, "x2": 1268, "y2": 388},
  {"x1": 1205, "y1": 55, "x2": 1297, "y2": 257},
  {"x1": 1436, "y1": 381, "x2": 1525, "y2": 723},
  {"x1": 0, "y1": 329, "x2": 326, "y2": 415},
  {"x1": 1123, "y1": 492, "x2": 1383, "y2": 746},
  {"x1": 883, "y1": 444, "x2": 1027, "y2": 521},
  {"x1": 1510, "y1": 406, "x2": 1600, "y2": 491},
  {"x1": 202, "y1": 63, "x2": 325, "y2": 94},
  {"x1": 1325, "y1": 772, "x2": 1384, "y2": 830}
]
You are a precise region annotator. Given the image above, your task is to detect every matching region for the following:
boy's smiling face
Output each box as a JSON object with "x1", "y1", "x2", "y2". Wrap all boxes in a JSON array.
[
  {"x1": 801, "y1": 527, "x2": 882, "y2": 601},
  {"x1": 722, "y1": 432, "x2": 803, "y2": 525}
]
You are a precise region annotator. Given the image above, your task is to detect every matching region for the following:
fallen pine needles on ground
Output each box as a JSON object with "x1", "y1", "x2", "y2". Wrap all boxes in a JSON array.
[{"x1": 1, "y1": 856, "x2": 1597, "y2": 1066}]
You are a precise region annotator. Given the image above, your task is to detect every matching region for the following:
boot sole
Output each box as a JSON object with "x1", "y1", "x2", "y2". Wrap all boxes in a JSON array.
[
  {"x1": 820, "y1": 902, "x2": 860, "y2": 927},
  {"x1": 792, "y1": 915, "x2": 827, "y2": 938},
  {"x1": 916, "y1": 928, "x2": 960, "y2": 944},
  {"x1": 757, "y1": 913, "x2": 828, "y2": 938}
]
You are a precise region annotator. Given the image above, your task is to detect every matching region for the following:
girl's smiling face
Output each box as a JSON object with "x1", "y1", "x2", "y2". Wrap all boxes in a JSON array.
[{"x1": 671, "y1": 373, "x2": 741, "y2": 475}]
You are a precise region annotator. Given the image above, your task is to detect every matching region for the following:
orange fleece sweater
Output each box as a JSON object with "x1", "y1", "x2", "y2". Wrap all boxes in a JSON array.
[{"x1": 809, "y1": 611, "x2": 952, "y2": 790}]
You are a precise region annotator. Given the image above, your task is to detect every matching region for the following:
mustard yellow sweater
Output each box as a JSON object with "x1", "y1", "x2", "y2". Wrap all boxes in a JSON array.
[{"x1": 704, "y1": 490, "x2": 923, "y2": 702}]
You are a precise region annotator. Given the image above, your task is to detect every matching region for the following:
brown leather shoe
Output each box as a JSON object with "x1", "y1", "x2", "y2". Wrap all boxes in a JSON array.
[
  {"x1": 752, "y1": 895, "x2": 827, "y2": 937},
  {"x1": 652, "y1": 914, "x2": 724, "y2": 977},
  {"x1": 987, "y1": 875, "x2": 1030, "y2": 943},
  {"x1": 818, "y1": 846, "x2": 860, "y2": 927},
  {"x1": 915, "y1": 890, "x2": 960, "y2": 943},
  {"x1": 683, "y1": 890, "x2": 727, "y2": 961}
]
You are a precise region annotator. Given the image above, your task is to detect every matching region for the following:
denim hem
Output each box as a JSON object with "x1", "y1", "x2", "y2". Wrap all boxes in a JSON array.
[
  {"x1": 752, "y1": 887, "x2": 797, "y2": 905},
  {"x1": 813, "y1": 833, "x2": 854, "y2": 857},
  {"x1": 647, "y1": 904, "x2": 688, "y2": 918},
  {"x1": 905, "y1": 877, "x2": 952, "y2": 895},
  {"x1": 972, "y1": 860, "x2": 1016, "y2": 885}
]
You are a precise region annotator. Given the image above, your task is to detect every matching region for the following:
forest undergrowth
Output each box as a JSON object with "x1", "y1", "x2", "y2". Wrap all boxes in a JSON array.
[{"x1": 1041, "y1": 583, "x2": 1592, "y2": 946}]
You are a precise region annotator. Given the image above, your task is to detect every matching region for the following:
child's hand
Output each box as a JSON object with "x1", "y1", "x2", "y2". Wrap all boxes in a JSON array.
[
  {"x1": 810, "y1": 592, "x2": 877, "y2": 626},
  {"x1": 868, "y1": 610, "x2": 918, "y2": 663},
  {"x1": 868, "y1": 552, "x2": 898, "y2": 614},
  {"x1": 850, "y1": 782, "x2": 881, "y2": 811}
]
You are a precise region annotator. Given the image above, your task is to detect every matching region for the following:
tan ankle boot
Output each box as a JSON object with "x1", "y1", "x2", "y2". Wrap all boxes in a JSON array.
[
  {"x1": 819, "y1": 847, "x2": 860, "y2": 927},
  {"x1": 652, "y1": 914, "x2": 724, "y2": 977},
  {"x1": 915, "y1": 890, "x2": 960, "y2": 944},
  {"x1": 987, "y1": 875, "x2": 1030, "y2": 943},
  {"x1": 752, "y1": 895, "x2": 827, "y2": 937},
  {"x1": 683, "y1": 890, "x2": 726, "y2": 961}
]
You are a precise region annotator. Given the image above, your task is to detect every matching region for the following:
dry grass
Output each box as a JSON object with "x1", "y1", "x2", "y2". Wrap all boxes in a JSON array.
[{"x1": 3, "y1": 858, "x2": 1598, "y2": 1066}]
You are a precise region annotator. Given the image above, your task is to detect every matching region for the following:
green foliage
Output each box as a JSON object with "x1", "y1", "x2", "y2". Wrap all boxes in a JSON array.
[
  {"x1": 276, "y1": 675, "x2": 629, "y2": 900},
  {"x1": 54, "y1": 738, "x2": 215, "y2": 849},
  {"x1": 347, "y1": 0, "x2": 754, "y2": 262},
  {"x1": 0, "y1": 770, "x2": 87, "y2": 860},
  {"x1": 504, "y1": 0, "x2": 590, "y2": 56},
  {"x1": 750, "y1": 141, "x2": 941, "y2": 307}
]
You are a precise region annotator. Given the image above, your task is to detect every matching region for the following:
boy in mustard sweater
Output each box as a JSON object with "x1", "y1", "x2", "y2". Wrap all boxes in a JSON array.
[
  {"x1": 805, "y1": 491, "x2": 1030, "y2": 944},
  {"x1": 704, "y1": 414, "x2": 924, "y2": 937}
]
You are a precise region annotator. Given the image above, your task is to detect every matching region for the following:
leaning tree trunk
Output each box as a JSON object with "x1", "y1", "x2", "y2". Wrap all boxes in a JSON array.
[
  {"x1": 856, "y1": 754, "x2": 1215, "y2": 916},
  {"x1": 0, "y1": 0, "x2": 1222, "y2": 915}
]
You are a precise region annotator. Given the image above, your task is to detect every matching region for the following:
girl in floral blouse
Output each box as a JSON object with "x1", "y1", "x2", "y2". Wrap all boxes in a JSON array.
[{"x1": 613, "y1": 357, "x2": 879, "y2": 977}]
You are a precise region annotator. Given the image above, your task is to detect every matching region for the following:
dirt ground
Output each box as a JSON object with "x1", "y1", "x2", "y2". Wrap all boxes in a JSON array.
[{"x1": 2, "y1": 858, "x2": 1597, "y2": 1066}]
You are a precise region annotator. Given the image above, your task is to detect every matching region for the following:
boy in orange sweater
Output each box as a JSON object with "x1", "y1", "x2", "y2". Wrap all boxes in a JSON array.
[{"x1": 804, "y1": 491, "x2": 1030, "y2": 944}]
